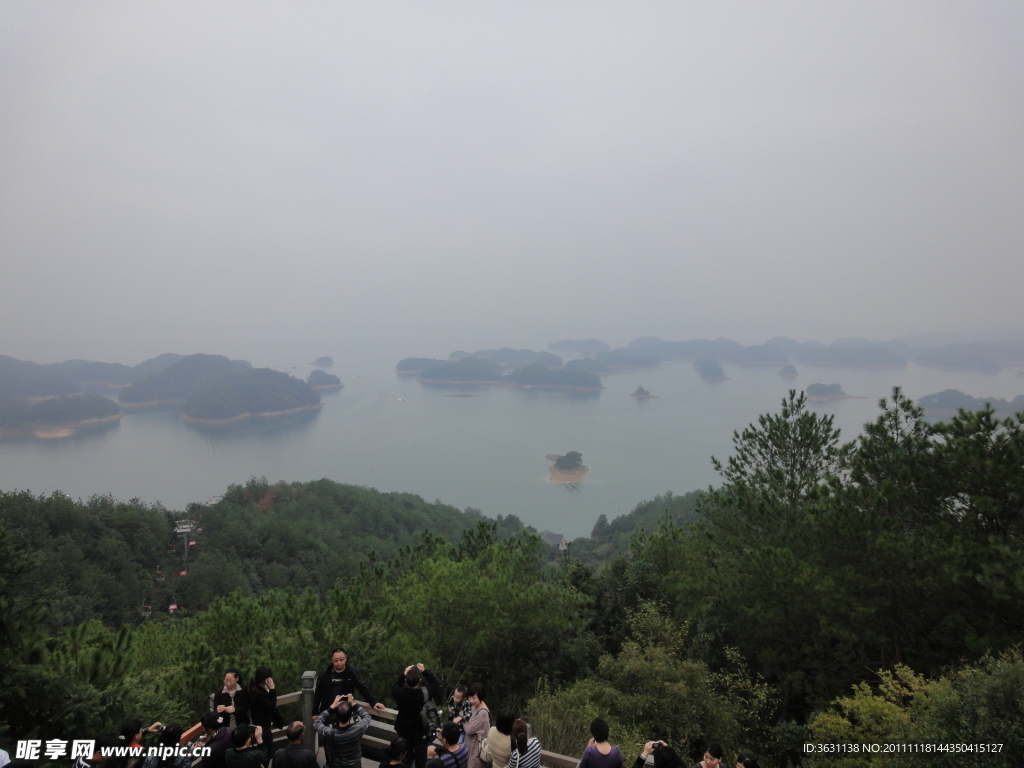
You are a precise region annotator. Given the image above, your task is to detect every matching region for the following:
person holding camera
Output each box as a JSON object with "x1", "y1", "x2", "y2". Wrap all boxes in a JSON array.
[
  {"x1": 224, "y1": 725, "x2": 268, "y2": 768},
  {"x1": 313, "y1": 694, "x2": 372, "y2": 768},
  {"x1": 631, "y1": 742, "x2": 680, "y2": 768},
  {"x1": 142, "y1": 725, "x2": 192, "y2": 768},
  {"x1": 392, "y1": 663, "x2": 440, "y2": 768},
  {"x1": 198, "y1": 712, "x2": 234, "y2": 768},
  {"x1": 577, "y1": 719, "x2": 622, "y2": 768},
  {"x1": 426, "y1": 723, "x2": 468, "y2": 768}
]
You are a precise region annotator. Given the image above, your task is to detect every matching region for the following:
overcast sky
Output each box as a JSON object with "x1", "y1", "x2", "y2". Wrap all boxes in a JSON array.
[{"x1": 2, "y1": 2, "x2": 1022, "y2": 364}]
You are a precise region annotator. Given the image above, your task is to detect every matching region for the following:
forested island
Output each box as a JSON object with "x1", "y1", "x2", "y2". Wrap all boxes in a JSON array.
[
  {"x1": 694, "y1": 357, "x2": 726, "y2": 380},
  {"x1": 453, "y1": 347, "x2": 563, "y2": 367},
  {"x1": 396, "y1": 357, "x2": 447, "y2": 375},
  {"x1": 0, "y1": 393, "x2": 120, "y2": 437},
  {"x1": 310, "y1": 356, "x2": 334, "y2": 367},
  {"x1": 307, "y1": 370, "x2": 343, "y2": 390},
  {"x1": 119, "y1": 353, "x2": 252, "y2": 406},
  {"x1": 504, "y1": 362, "x2": 602, "y2": 390},
  {"x1": 416, "y1": 357, "x2": 602, "y2": 390},
  {"x1": 918, "y1": 388, "x2": 1024, "y2": 417},
  {"x1": 805, "y1": 383, "x2": 857, "y2": 401},
  {"x1": 3, "y1": 391, "x2": 1024, "y2": 761},
  {"x1": 181, "y1": 368, "x2": 321, "y2": 424},
  {"x1": 778, "y1": 363, "x2": 797, "y2": 378}
]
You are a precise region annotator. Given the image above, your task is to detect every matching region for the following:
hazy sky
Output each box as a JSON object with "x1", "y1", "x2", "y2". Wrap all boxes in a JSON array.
[{"x1": 2, "y1": 2, "x2": 1023, "y2": 364}]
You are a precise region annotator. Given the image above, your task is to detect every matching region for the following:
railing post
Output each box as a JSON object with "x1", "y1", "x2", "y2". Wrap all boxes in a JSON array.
[
  {"x1": 209, "y1": 692, "x2": 216, "y2": 713},
  {"x1": 301, "y1": 670, "x2": 317, "y2": 753}
]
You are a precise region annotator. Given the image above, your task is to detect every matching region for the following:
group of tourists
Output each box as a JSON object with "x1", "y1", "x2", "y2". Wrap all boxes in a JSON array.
[{"x1": 69, "y1": 648, "x2": 759, "y2": 768}]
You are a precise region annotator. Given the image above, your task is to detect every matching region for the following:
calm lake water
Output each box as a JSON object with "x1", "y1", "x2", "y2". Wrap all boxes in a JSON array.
[{"x1": 2, "y1": 348, "x2": 1022, "y2": 539}]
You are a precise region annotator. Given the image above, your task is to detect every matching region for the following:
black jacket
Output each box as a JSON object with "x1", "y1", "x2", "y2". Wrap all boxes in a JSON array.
[
  {"x1": 213, "y1": 688, "x2": 251, "y2": 729},
  {"x1": 248, "y1": 687, "x2": 278, "y2": 752},
  {"x1": 391, "y1": 670, "x2": 440, "y2": 743},
  {"x1": 313, "y1": 663, "x2": 378, "y2": 713},
  {"x1": 270, "y1": 744, "x2": 318, "y2": 768}
]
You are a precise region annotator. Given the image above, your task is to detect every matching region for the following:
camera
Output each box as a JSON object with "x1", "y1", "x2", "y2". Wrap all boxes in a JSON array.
[
  {"x1": 155, "y1": 725, "x2": 165, "y2": 733},
  {"x1": 248, "y1": 725, "x2": 259, "y2": 735}
]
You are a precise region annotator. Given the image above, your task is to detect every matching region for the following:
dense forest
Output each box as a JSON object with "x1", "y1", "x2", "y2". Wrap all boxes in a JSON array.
[
  {"x1": 181, "y1": 368, "x2": 320, "y2": 421},
  {"x1": 307, "y1": 369, "x2": 343, "y2": 388},
  {"x1": 504, "y1": 362, "x2": 602, "y2": 390},
  {"x1": 2, "y1": 391, "x2": 1024, "y2": 765},
  {"x1": 119, "y1": 354, "x2": 251, "y2": 405}
]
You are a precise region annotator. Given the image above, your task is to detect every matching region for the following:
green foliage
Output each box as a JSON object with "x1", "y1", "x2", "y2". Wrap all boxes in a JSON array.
[
  {"x1": 120, "y1": 353, "x2": 250, "y2": 404},
  {"x1": 307, "y1": 369, "x2": 342, "y2": 387},
  {"x1": 182, "y1": 368, "x2": 320, "y2": 420},
  {"x1": 554, "y1": 451, "x2": 583, "y2": 471},
  {"x1": 527, "y1": 603, "x2": 769, "y2": 762},
  {"x1": 807, "y1": 651, "x2": 1024, "y2": 768}
]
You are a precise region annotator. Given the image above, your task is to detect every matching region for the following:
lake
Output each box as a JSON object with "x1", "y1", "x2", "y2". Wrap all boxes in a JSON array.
[{"x1": 2, "y1": 347, "x2": 1021, "y2": 539}]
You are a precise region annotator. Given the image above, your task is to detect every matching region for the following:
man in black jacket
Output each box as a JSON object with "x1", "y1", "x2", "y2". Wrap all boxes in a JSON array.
[
  {"x1": 270, "y1": 722, "x2": 318, "y2": 768},
  {"x1": 313, "y1": 648, "x2": 386, "y2": 714},
  {"x1": 392, "y1": 664, "x2": 440, "y2": 768}
]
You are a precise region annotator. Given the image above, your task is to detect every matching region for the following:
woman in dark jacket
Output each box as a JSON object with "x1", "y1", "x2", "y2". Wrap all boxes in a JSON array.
[
  {"x1": 213, "y1": 668, "x2": 250, "y2": 730},
  {"x1": 248, "y1": 666, "x2": 278, "y2": 755}
]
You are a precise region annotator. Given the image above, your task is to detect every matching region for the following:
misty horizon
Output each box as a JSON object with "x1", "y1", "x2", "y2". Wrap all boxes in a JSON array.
[{"x1": 3, "y1": 2, "x2": 1023, "y2": 365}]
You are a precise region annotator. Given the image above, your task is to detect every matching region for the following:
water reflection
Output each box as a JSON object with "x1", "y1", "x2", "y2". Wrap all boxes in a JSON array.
[{"x1": 183, "y1": 409, "x2": 320, "y2": 440}]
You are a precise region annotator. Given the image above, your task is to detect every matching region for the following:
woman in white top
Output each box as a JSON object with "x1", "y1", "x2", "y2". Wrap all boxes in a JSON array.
[
  {"x1": 507, "y1": 719, "x2": 541, "y2": 768},
  {"x1": 485, "y1": 710, "x2": 516, "y2": 768}
]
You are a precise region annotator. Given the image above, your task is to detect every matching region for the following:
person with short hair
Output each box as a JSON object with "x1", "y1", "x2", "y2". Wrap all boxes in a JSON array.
[
  {"x1": 692, "y1": 744, "x2": 722, "y2": 768},
  {"x1": 506, "y1": 720, "x2": 540, "y2": 768},
  {"x1": 199, "y1": 711, "x2": 234, "y2": 768},
  {"x1": 485, "y1": 710, "x2": 515, "y2": 768},
  {"x1": 141, "y1": 725, "x2": 191, "y2": 768},
  {"x1": 313, "y1": 694, "x2": 372, "y2": 768},
  {"x1": 214, "y1": 669, "x2": 251, "y2": 730},
  {"x1": 578, "y1": 719, "x2": 623, "y2": 768},
  {"x1": 392, "y1": 663, "x2": 441, "y2": 768},
  {"x1": 224, "y1": 726, "x2": 267, "y2": 768},
  {"x1": 427, "y1": 723, "x2": 468, "y2": 768},
  {"x1": 314, "y1": 648, "x2": 386, "y2": 713},
  {"x1": 445, "y1": 685, "x2": 471, "y2": 743},
  {"x1": 734, "y1": 754, "x2": 759, "y2": 768},
  {"x1": 462, "y1": 684, "x2": 490, "y2": 768},
  {"x1": 631, "y1": 742, "x2": 680, "y2": 768},
  {"x1": 270, "y1": 722, "x2": 317, "y2": 768}
]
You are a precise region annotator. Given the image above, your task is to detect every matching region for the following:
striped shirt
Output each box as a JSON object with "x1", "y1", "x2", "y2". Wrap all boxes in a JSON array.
[{"x1": 507, "y1": 739, "x2": 541, "y2": 768}]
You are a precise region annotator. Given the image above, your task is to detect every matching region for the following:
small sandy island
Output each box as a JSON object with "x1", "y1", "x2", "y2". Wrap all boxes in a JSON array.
[
  {"x1": 630, "y1": 387, "x2": 659, "y2": 399},
  {"x1": 545, "y1": 454, "x2": 590, "y2": 483}
]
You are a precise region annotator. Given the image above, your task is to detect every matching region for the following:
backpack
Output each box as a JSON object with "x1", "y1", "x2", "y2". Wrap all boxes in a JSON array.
[{"x1": 419, "y1": 687, "x2": 441, "y2": 743}]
